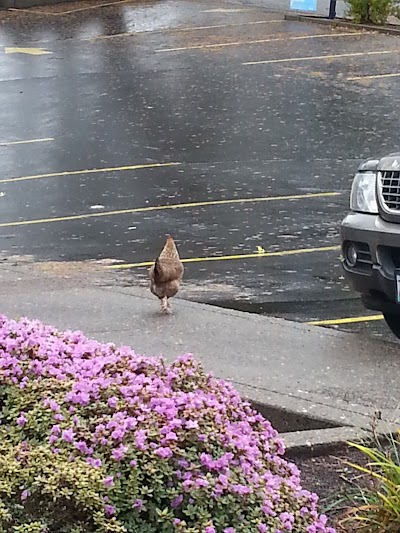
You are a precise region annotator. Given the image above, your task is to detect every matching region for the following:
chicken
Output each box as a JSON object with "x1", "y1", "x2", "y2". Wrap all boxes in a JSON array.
[{"x1": 149, "y1": 235, "x2": 184, "y2": 314}]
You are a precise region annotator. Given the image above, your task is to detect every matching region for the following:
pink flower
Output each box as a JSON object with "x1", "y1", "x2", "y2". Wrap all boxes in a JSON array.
[
  {"x1": 21, "y1": 489, "x2": 30, "y2": 501},
  {"x1": 87, "y1": 457, "x2": 102, "y2": 468},
  {"x1": 48, "y1": 400, "x2": 60, "y2": 412},
  {"x1": 108, "y1": 396, "x2": 118, "y2": 409},
  {"x1": 195, "y1": 478, "x2": 209, "y2": 488},
  {"x1": 164, "y1": 431, "x2": 178, "y2": 441},
  {"x1": 104, "y1": 504, "x2": 115, "y2": 516},
  {"x1": 103, "y1": 476, "x2": 114, "y2": 488},
  {"x1": 171, "y1": 494, "x2": 183, "y2": 508},
  {"x1": 232, "y1": 484, "x2": 251, "y2": 495},
  {"x1": 16, "y1": 413, "x2": 27, "y2": 427},
  {"x1": 111, "y1": 428, "x2": 125, "y2": 441},
  {"x1": 61, "y1": 428, "x2": 75, "y2": 443},
  {"x1": 51, "y1": 424, "x2": 61, "y2": 435},
  {"x1": 134, "y1": 429, "x2": 147, "y2": 450},
  {"x1": 155, "y1": 447, "x2": 173, "y2": 459},
  {"x1": 75, "y1": 441, "x2": 90, "y2": 454},
  {"x1": 218, "y1": 474, "x2": 229, "y2": 487},
  {"x1": 112, "y1": 445, "x2": 128, "y2": 461},
  {"x1": 133, "y1": 498, "x2": 143, "y2": 510}
]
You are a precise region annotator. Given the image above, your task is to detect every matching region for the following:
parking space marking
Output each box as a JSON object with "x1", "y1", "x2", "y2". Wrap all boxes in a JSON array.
[
  {"x1": 307, "y1": 314, "x2": 384, "y2": 326},
  {"x1": 243, "y1": 50, "x2": 396, "y2": 66},
  {"x1": 4, "y1": 47, "x2": 52, "y2": 55},
  {"x1": 106, "y1": 245, "x2": 340, "y2": 270},
  {"x1": 0, "y1": 162, "x2": 180, "y2": 184},
  {"x1": 0, "y1": 137, "x2": 54, "y2": 146},
  {"x1": 0, "y1": 192, "x2": 340, "y2": 228},
  {"x1": 348, "y1": 72, "x2": 400, "y2": 81},
  {"x1": 155, "y1": 32, "x2": 362, "y2": 53},
  {"x1": 86, "y1": 20, "x2": 284, "y2": 41},
  {"x1": 202, "y1": 8, "x2": 254, "y2": 12},
  {"x1": 10, "y1": 0, "x2": 133, "y2": 16},
  {"x1": 167, "y1": 20, "x2": 284, "y2": 31}
]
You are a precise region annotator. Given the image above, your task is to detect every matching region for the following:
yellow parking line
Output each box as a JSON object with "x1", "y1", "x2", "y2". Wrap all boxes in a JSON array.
[
  {"x1": 243, "y1": 49, "x2": 395, "y2": 66},
  {"x1": 307, "y1": 314, "x2": 384, "y2": 326},
  {"x1": 4, "y1": 47, "x2": 52, "y2": 55},
  {"x1": 348, "y1": 72, "x2": 400, "y2": 81},
  {"x1": 0, "y1": 192, "x2": 340, "y2": 228},
  {"x1": 0, "y1": 162, "x2": 180, "y2": 184},
  {"x1": 106, "y1": 245, "x2": 340, "y2": 269},
  {"x1": 0, "y1": 137, "x2": 54, "y2": 146},
  {"x1": 155, "y1": 32, "x2": 362, "y2": 53}
]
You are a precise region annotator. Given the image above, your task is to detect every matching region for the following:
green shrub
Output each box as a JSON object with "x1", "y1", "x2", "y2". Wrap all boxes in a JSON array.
[
  {"x1": 345, "y1": 0, "x2": 400, "y2": 24},
  {"x1": 0, "y1": 436, "x2": 122, "y2": 532},
  {"x1": 0, "y1": 315, "x2": 335, "y2": 532},
  {"x1": 339, "y1": 437, "x2": 400, "y2": 532}
]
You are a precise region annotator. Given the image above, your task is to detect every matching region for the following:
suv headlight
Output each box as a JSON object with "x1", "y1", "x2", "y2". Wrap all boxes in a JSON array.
[{"x1": 350, "y1": 171, "x2": 378, "y2": 214}]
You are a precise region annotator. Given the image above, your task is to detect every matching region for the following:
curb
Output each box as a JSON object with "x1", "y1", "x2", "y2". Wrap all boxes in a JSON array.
[
  {"x1": 284, "y1": 13, "x2": 400, "y2": 36},
  {"x1": 282, "y1": 418, "x2": 400, "y2": 458},
  {"x1": 244, "y1": 394, "x2": 400, "y2": 459},
  {"x1": 282, "y1": 426, "x2": 368, "y2": 458}
]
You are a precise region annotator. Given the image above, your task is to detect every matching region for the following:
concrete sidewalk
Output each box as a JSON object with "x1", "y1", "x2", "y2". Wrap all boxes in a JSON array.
[
  {"x1": 240, "y1": 0, "x2": 400, "y2": 26},
  {"x1": 237, "y1": 0, "x2": 348, "y2": 18},
  {"x1": 1, "y1": 259, "x2": 399, "y2": 438}
]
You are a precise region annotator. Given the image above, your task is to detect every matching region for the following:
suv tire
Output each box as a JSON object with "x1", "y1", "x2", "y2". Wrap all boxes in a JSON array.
[{"x1": 383, "y1": 313, "x2": 400, "y2": 340}]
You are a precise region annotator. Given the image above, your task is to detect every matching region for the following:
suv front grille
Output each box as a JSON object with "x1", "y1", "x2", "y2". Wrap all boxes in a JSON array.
[
  {"x1": 355, "y1": 242, "x2": 373, "y2": 266},
  {"x1": 380, "y1": 171, "x2": 400, "y2": 211}
]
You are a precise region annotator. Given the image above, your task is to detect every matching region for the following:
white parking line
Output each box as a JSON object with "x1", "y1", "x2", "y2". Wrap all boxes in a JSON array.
[
  {"x1": 0, "y1": 137, "x2": 54, "y2": 146},
  {"x1": 155, "y1": 32, "x2": 363, "y2": 53},
  {"x1": 243, "y1": 50, "x2": 396, "y2": 66},
  {"x1": 348, "y1": 72, "x2": 400, "y2": 81}
]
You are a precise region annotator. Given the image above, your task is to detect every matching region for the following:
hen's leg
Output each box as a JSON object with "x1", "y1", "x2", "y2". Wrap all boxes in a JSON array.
[{"x1": 160, "y1": 296, "x2": 169, "y2": 314}]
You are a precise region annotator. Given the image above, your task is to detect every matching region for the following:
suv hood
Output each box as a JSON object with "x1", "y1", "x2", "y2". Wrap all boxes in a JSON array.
[{"x1": 359, "y1": 153, "x2": 400, "y2": 172}]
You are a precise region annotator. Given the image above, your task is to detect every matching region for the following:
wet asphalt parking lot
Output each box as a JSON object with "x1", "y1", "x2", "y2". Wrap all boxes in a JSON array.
[{"x1": 0, "y1": 0, "x2": 399, "y2": 340}]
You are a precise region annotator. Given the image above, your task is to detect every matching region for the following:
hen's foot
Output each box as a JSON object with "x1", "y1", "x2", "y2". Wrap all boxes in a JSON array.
[{"x1": 160, "y1": 297, "x2": 171, "y2": 314}]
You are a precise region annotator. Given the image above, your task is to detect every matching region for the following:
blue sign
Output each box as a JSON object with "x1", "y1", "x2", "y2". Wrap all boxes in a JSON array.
[{"x1": 290, "y1": 0, "x2": 317, "y2": 11}]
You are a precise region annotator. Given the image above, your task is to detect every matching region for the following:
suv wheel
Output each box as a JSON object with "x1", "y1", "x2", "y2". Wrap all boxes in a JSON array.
[{"x1": 383, "y1": 313, "x2": 400, "y2": 340}]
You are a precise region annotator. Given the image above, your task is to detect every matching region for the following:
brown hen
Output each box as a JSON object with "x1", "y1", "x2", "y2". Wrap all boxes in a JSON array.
[{"x1": 149, "y1": 235, "x2": 184, "y2": 314}]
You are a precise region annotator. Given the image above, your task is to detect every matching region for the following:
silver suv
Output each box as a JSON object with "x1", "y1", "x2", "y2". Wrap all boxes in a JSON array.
[{"x1": 341, "y1": 153, "x2": 400, "y2": 339}]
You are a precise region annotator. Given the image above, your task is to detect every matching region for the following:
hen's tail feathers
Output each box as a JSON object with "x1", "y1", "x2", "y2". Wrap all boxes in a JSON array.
[
  {"x1": 152, "y1": 236, "x2": 184, "y2": 283},
  {"x1": 159, "y1": 235, "x2": 180, "y2": 261}
]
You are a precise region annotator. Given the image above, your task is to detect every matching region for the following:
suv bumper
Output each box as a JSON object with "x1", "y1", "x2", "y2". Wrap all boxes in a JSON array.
[{"x1": 341, "y1": 212, "x2": 400, "y2": 314}]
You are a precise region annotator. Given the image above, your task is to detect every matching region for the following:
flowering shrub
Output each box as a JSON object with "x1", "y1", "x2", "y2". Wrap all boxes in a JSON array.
[
  {"x1": 345, "y1": 0, "x2": 400, "y2": 24},
  {"x1": 0, "y1": 315, "x2": 335, "y2": 532}
]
